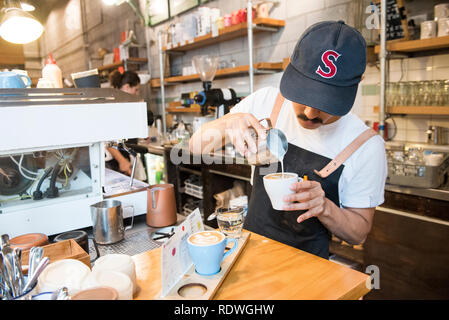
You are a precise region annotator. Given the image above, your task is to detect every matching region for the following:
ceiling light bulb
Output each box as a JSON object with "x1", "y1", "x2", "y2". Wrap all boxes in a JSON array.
[{"x1": 0, "y1": 9, "x2": 44, "y2": 44}]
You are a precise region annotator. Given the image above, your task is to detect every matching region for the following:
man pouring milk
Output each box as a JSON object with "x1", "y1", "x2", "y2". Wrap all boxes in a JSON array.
[{"x1": 189, "y1": 21, "x2": 387, "y2": 259}]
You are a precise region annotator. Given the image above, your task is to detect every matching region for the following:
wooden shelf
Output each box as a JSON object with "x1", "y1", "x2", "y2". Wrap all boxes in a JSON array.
[
  {"x1": 163, "y1": 18, "x2": 285, "y2": 53},
  {"x1": 373, "y1": 105, "x2": 449, "y2": 115},
  {"x1": 97, "y1": 58, "x2": 148, "y2": 72},
  {"x1": 151, "y1": 62, "x2": 283, "y2": 88},
  {"x1": 166, "y1": 101, "x2": 215, "y2": 113},
  {"x1": 374, "y1": 36, "x2": 449, "y2": 54}
]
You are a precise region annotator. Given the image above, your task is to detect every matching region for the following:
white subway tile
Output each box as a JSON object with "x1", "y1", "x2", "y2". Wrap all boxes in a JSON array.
[
  {"x1": 432, "y1": 66, "x2": 449, "y2": 80},
  {"x1": 406, "y1": 129, "x2": 427, "y2": 143},
  {"x1": 432, "y1": 54, "x2": 449, "y2": 68},
  {"x1": 286, "y1": 0, "x2": 325, "y2": 19},
  {"x1": 407, "y1": 56, "x2": 433, "y2": 71}
]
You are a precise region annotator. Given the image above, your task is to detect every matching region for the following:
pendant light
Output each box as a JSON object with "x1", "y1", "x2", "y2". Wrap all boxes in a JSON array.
[
  {"x1": 0, "y1": 0, "x2": 43, "y2": 44},
  {"x1": 20, "y1": 1, "x2": 35, "y2": 12}
]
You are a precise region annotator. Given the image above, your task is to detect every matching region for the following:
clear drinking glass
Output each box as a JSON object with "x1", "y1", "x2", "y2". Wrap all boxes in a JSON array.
[
  {"x1": 433, "y1": 80, "x2": 445, "y2": 106},
  {"x1": 216, "y1": 207, "x2": 245, "y2": 239},
  {"x1": 409, "y1": 81, "x2": 419, "y2": 106},
  {"x1": 398, "y1": 82, "x2": 409, "y2": 106},
  {"x1": 422, "y1": 80, "x2": 433, "y2": 106},
  {"x1": 443, "y1": 80, "x2": 449, "y2": 105}
]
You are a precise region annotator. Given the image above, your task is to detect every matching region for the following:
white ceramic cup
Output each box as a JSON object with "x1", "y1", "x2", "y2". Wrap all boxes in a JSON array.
[
  {"x1": 92, "y1": 254, "x2": 137, "y2": 295},
  {"x1": 82, "y1": 269, "x2": 133, "y2": 300},
  {"x1": 263, "y1": 172, "x2": 301, "y2": 210},
  {"x1": 37, "y1": 259, "x2": 91, "y2": 296}
]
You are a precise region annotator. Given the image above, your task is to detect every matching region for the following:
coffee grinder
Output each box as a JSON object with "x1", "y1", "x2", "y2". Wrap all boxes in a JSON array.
[{"x1": 192, "y1": 55, "x2": 240, "y2": 117}]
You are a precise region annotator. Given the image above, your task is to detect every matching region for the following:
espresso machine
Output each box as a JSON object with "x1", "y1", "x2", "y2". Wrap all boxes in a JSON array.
[
  {"x1": 0, "y1": 88, "x2": 149, "y2": 238},
  {"x1": 192, "y1": 55, "x2": 241, "y2": 118}
]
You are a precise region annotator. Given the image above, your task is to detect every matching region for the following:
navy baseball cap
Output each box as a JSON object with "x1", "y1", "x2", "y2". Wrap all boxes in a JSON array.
[{"x1": 280, "y1": 21, "x2": 366, "y2": 116}]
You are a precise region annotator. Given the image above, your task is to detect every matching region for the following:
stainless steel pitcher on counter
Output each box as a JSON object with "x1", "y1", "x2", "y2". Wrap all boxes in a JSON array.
[{"x1": 90, "y1": 200, "x2": 134, "y2": 245}]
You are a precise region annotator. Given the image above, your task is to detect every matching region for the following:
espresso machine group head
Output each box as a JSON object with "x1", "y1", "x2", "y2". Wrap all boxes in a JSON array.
[{"x1": 192, "y1": 55, "x2": 241, "y2": 117}]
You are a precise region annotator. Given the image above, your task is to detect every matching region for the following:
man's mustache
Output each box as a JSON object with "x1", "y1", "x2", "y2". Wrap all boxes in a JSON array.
[{"x1": 297, "y1": 113, "x2": 323, "y2": 124}]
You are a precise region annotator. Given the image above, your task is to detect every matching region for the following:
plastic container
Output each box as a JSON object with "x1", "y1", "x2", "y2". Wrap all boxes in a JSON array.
[{"x1": 42, "y1": 53, "x2": 63, "y2": 88}]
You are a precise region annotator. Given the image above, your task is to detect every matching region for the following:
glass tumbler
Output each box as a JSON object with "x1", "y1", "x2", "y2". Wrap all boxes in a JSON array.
[
  {"x1": 216, "y1": 207, "x2": 245, "y2": 239},
  {"x1": 398, "y1": 82, "x2": 409, "y2": 106}
]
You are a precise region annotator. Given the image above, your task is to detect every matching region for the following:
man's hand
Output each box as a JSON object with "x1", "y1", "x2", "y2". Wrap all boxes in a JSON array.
[
  {"x1": 282, "y1": 180, "x2": 331, "y2": 223},
  {"x1": 224, "y1": 113, "x2": 267, "y2": 157}
]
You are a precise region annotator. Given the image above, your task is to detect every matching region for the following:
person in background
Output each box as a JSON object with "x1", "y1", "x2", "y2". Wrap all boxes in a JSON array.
[{"x1": 105, "y1": 70, "x2": 153, "y2": 176}]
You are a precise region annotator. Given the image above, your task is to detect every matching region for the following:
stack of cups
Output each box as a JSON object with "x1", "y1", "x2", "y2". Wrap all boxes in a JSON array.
[
  {"x1": 435, "y1": 4, "x2": 449, "y2": 22},
  {"x1": 87, "y1": 254, "x2": 137, "y2": 300},
  {"x1": 197, "y1": 7, "x2": 211, "y2": 36},
  {"x1": 421, "y1": 21, "x2": 437, "y2": 39},
  {"x1": 37, "y1": 259, "x2": 91, "y2": 296},
  {"x1": 438, "y1": 18, "x2": 449, "y2": 37},
  {"x1": 83, "y1": 270, "x2": 133, "y2": 300}
]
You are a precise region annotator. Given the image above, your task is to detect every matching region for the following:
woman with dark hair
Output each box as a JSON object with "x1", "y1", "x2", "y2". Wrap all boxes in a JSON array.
[{"x1": 110, "y1": 70, "x2": 141, "y2": 95}]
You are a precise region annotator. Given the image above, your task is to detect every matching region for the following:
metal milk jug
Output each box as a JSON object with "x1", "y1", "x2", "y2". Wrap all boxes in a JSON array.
[
  {"x1": 90, "y1": 200, "x2": 134, "y2": 245},
  {"x1": 247, "y1": 118, "x2": 288, "y2": 165}
]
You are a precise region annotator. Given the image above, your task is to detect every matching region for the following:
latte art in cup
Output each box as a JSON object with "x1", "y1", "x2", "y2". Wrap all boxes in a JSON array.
[
  {"x1": 263, "y1": 172, "x2": 300, "y2": 210},
  {"x1": 265, "y1": 173, "x2": 296, "y2": 180},
  {"x1": 188, "y1": 231, "x2": 224, "y2": 246}
]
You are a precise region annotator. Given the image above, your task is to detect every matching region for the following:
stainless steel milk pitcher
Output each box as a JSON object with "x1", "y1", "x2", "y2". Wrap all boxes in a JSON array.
[
  {"x1": 247, "y1": 118, "x2": 288, "y2": 165},
  {"x1": 90, "y1": 200, "x2": 134, "y2": 245}
]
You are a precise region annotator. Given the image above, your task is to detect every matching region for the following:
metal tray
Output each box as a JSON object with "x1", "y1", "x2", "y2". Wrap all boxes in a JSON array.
[{"x1": 387, "y1": 154, "x2": 449, "y2": 188}]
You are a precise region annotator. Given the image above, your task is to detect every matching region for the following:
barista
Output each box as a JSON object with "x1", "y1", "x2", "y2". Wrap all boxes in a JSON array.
[{"x1": 189, "y1": 21, "x2": 388, "y2": 259}]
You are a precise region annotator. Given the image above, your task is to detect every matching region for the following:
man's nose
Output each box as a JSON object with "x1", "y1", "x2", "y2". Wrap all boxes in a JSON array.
[{"x1": 304, "y1": 106, "x2": 320, "y2": 119}]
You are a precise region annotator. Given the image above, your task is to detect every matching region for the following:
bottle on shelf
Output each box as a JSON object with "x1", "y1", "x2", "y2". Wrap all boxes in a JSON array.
[{"x1": 42, "y1": 53, "x2": 63, "y2": 88}]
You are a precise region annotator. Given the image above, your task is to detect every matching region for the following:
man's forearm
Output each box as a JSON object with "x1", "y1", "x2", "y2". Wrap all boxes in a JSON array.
[
  {"x1": 318, "y1": 199, "x2": 373, "y2": 245},
  {"x1": 189, "y1": 115, "x2": 229, "y2": 154}
]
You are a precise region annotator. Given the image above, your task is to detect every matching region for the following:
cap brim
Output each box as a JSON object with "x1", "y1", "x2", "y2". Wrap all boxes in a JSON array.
[{"x1": 280, "y1": 64, "x2": 358, "y2": 116}]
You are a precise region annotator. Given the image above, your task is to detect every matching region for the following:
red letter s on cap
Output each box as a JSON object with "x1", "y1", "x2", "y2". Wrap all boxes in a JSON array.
[{"x1": 315, "y1": 50, "x2": 341, "y2": 79}]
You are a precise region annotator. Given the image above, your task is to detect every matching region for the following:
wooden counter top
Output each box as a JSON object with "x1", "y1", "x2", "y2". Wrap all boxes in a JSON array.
[{"x1": 132, "y1": 231, "x2": 370, "y2": 300}]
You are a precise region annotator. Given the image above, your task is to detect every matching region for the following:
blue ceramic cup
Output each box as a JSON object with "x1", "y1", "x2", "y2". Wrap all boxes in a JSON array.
[
  {"x1": 0, "y1": 71, "x2": 31, "y2": 88},
  {"x1": 187, "y1": 230, "x2": 238, "y2": 276}
]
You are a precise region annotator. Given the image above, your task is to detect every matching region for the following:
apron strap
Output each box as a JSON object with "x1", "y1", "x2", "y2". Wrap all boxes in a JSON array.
[
  {"x1": 314, "y1": 128, "x2": 379, "y2": 178},
  {"x1": 269, "y1": 93, "x2": 285, "y2": 127}
]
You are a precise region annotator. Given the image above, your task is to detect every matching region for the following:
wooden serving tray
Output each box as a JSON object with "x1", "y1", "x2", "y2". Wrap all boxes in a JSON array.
[{"x1": 158, "y1": 232, "x2": 250, "y2": 300}]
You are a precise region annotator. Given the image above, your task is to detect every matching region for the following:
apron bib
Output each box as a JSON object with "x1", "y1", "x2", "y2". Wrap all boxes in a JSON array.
[{"x1": 244, "y1": 93, "x2": 378, "y2": 259}]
